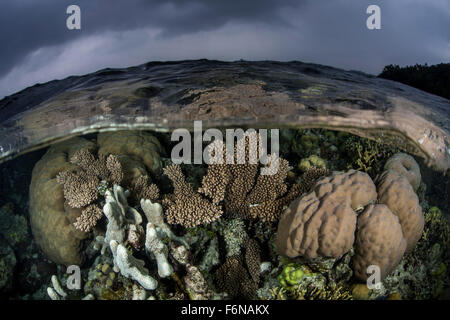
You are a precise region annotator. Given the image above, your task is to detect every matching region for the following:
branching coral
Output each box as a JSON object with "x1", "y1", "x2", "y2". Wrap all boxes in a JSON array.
[
  {"x1": 73, "y1": 204, "x2": 104, "y2": 233},
  {"x1": 56, "y1": 148, "x2": 126, "y2": 233},
  {"x1": 130, "y1": 175, "x2": 159, "y2": 202},
  {"x1": 162, "y1": 164, "x2": 223, "y2": 227},
  {"x1": 55, "y1": 170, "x2": 99, "y2": 209},
  {"x1": 245, "y1": 238, "x2": 262, "y2": 285},
  {"x1": 163, "y1": 132, "x2": 303, "y2": 227},
  {"x1": 30, "y1": 137, "x2": 96, "y2": 265}
]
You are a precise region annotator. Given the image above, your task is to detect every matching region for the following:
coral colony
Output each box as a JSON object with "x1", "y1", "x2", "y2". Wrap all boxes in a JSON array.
[{"x1": 1, "y1": 127, "x2": 448, "y2": 300}]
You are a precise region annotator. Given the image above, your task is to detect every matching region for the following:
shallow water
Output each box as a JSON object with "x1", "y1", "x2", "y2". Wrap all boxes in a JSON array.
[{"x1": 0, "y1": 128, "x2": 448, "y2": 300}]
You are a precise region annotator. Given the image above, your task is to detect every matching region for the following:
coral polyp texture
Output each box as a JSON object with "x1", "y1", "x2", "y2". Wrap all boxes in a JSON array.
[
  {"x1": 276, "y1": 153, "x2": 425, "y2": 282},
  {"x1": 275, "y1": 170, "x2": 377, "y2": 259},
  {"x1": 353, "y1": 204, "x2": 407, "y2": 281}
]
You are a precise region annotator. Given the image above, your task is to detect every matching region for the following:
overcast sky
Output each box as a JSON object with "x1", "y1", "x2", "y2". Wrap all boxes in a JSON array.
[{"x1": 0, "y1": 0, "x2": 449, "y2": 98}]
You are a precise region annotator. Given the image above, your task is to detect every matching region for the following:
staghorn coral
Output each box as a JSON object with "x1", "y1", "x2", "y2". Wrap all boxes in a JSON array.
[
  {"x1": 384, "y1": 152, "x2": 421, "y2": 191},
  {"x1": 276, "y1": 170, "x2": 377, "y2": 259},
  {"x1": 353, "y1": 204, "x2": 407, "y2": 281},
  {"x1": 376, "y1": 170, "x2": 424, "y2": 253},
  {"x1": 30, "y1": 137, "x2": 96, "y2": 265}
]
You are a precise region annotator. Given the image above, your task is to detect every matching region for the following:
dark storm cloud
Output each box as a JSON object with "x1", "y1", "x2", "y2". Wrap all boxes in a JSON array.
[
  {"x1": 0, "y1": 0, "x2": 299, "y2": 78},
  {"x1": 0, "y1": 0, "x2": 448, "y2": 98}
]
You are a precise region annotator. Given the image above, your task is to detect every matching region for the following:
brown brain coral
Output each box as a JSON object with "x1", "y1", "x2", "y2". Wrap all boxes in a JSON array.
[
  {"x1": 384, "y1": 153, "x2": 421, "y2": 191},
  {"x1": 313, "y1": 170, "x2": 378, "y2": 210},
  {"x1": 353, "y1": 204, "x2": 407, "y2": 281},
  {"x1": 376, "y1": 170, "x2": 424, "y2": 253},
  {"x1": 276, "y1": 170, "x2": 377, "y2": 259},
  {"x1": 276, "y1": 192, "x2": 357, "y2": 259},
  {"x1": 30, "y1": 137, "x2": 96, "y2": 265}
]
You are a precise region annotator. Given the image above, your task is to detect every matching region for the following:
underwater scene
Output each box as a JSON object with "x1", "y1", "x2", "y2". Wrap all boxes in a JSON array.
[{"x1": 0, "y1": 126, "x2": 448, "y2": 300}]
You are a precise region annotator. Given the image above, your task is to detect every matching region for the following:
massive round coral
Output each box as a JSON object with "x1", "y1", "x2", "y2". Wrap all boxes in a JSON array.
[
  {"x1": 353, "y1": 204, "x2": 407, "y2": 281},
  {"x1": 97, "y1": 130, "x2": 164, "y2": 175},
  {"x1": 29, "y1": 137, "x2": 95, "y2": 265},
  {"x1": 384, "y1": 152, "x2": 421, "y2": 191},
  {"x1": 376, "y1": 170, "x2": 424, "y2": 253},
  {"x1": 275, "y1": 170, "x2": 377, "y2": 259}
]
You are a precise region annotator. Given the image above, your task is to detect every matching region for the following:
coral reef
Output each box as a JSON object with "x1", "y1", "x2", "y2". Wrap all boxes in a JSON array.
[
  {"x1": 163, "y1": 132, "x2": 305, "y2": 227},
  {"x1": 276, "y1": 154, "x2": 425, "y2": 283},
  {"x1": 13, "y1": 128, "x2": 447, "y2": 301},
  {"x1": 214, "y1": 256, "x2": 257, "y2": 299},
  {"x1": 0, "y1": 203, "x2": 29, "y2": 248},
  {"x1": 29, "y1": 130, "x2": 163, "y2": 266}
]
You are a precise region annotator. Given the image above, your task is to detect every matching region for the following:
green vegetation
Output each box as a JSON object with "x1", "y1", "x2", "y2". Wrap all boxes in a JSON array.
[{"x1": 378, "y1": 63, "x2": 450, "y2": 100}]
